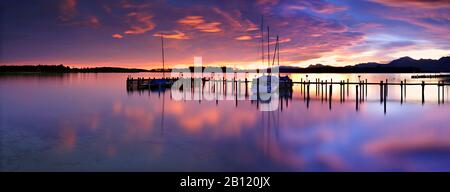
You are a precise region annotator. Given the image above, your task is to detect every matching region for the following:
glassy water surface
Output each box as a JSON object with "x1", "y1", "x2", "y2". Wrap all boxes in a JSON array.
[{"x1": 1, "y1": 73, "x2": 450, "y2": 171}]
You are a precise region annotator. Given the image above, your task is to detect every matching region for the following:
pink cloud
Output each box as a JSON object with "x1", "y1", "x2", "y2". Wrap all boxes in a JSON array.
[
  {"x1": 369, "y1": 0, "x2": 450, "y2": 9},
  {"x1": 178, "y1": 16, "x2": 222, "y2": 33},
  {"x1": 124, "y1": 12, "x2": 155, "y2": 35},
  {"x1": 112, "y1": 34, "x2": 124, "y2": 39},
  {"x1": 235, "y1": 35, "x2": 253, "y2": 41},
  {"x1": 153, "y1": 30, "x2": 191, "y2": 40},
  {"x1": 285, "y1": 1, "x2": 347, "y2": 14},
  {"x1": 372, "y1": 7, "x2": 450, "y2": 39}
]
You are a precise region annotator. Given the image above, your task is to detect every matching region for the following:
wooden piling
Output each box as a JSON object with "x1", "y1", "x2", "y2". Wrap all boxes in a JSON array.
[
  {"x1": 400, "y1": 81, "x2": 403, "y2": 104},
  {"x1": 325, "y1": 80, "x2": 328, "y2": 101},
  {"x1": 404, "y1": 79, "x2": 407, "y2": 99},
  {"x1": 307, "y1": 83, "x2": 310, "y2": 109},
  {"x1": 307, "y1": 81, "x2": 310, "y2": 101},
  {"x1": 443, "y1": 81, "x2": 445, "y2": 104},
  {"x1": 356, "y1": 85, "x2": 359, "y2": 111},
  {"x1": 321, "y1": 80, "x2": 324, "y2": 103},
  {"x1": 438, "y1": 81, "x2": 441, "y2": 105},
  {"x1": 422, "y1": 81, "x2": 425, "y2": 105},
  {"x1": 257, "y1": 78, "x2": 260, "y2": 101},
  {"x1": 329, "y1": 84, "x2": 332, "y2": 110},
  {"x1": 245, "y1": 78, "x2": 248, "y2": 98},
  {"x1": 380, "y1": 81, "x2": 384, "y2": 103},
  {"x1": 365, "y1": 79, "x2": 368, "y2": 98},
  {"x1": 384, "y1": 88, "x2": 387, "y2": 115},
  {"x1": 300, "y1": 78, "x2": 303, "y2": 94},
  {"x1": 235, "y1": 80, "x2": 238, "y2": 107},
  {"x1": 385, "y1": 79, "x2": 388, "y2": 97},
  {"x1": 347, "y1": 79, "x2": 349, "y2": 96}
]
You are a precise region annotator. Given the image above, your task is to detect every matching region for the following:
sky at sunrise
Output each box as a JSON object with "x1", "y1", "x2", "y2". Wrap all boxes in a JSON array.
[{"x1": 1, "y1": 0, "x2": 450, "y2": 69}]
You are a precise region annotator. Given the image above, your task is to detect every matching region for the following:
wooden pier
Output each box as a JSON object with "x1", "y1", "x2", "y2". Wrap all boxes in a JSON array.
[
  {"x1": 126, "y1": 76, "x2": 449, "y2": 115},
  {"x1": 412, "y1": 74, "x2": 450, "y2": 79},
  {"x1": 127, "y1": 77, "x2": 448, "y2": 107},
  {"x1": 126, "y1": 76, "x2": 294, "y2": 91}
]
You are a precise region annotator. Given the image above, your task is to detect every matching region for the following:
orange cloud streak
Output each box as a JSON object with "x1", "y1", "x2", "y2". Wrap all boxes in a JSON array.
[
  {"x1": 153, "y1": 30, "x2": 190, "y2": 40},
  {"x1": 112, "y1": 34, "x2": 124, "y2": 39},
  {"x1": 124, "y1": 12, "x2": 155, "y2": 35},
  {"x1": 178, "y1": 16, "x2": 222, "y2": 33}
]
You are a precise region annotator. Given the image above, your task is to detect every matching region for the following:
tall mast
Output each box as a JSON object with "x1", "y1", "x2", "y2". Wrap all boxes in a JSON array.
[
  {"x1": 277, "y1": 36, "x2": 280, "y2": 77},
  {"x1": 277, "y1": 35, "x2": 280, "y2": 66},
  {"x1": 161, "y1": 35, "x2": 165, "y2": 78},
  {"x1": 267, "y1": 26, "x2": 270, "y2": 70},
  {"x1": 272, "y1": 35, "x2": 278, "y2": 67},
  {"x1": 261, "y1": 16, "x2": 264, "y2": 69}
]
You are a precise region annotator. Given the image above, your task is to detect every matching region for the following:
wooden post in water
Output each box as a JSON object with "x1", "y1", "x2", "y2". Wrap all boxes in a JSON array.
[
  {"x1": 442, "y1": 81, "x2": 445, "y2": 104},
  {"x1": 223, "y1": 77, "x2": 226, "y2": 95},
  {"x1": 400, "y1": 81, "x2": 403, "y2": 104},
  {"x1": 245, "y1": 78, "x2": 248, "y2": 98},
  {"x1": 257, "y1": 78, "x2": 260, "y2": 101},
  {"x1": 361, "y1": 80, "x2": 365, "y2": 102},
  {"x1": 317, "y1": 78, "x2": 320, "y2": 96},
  {"x1": 384, "y1": 86, "x2": 387, "y2": 115},
  {"x1": 307, "y1": 80, "x2": 311, "y2": 101},
  {"x1": 307, "y1": 83, "x2": 310, "y2": 109},
  {"x1": 321, "y1": 80, "x2": 324, "y2": 103},
  {"x1": 385, "y1": 79, "x2": 388, "y2": 97},
  {"x1": 360, "y1": 81, "x2": 363, "y2": 103},
  {"x1": 342, "y1": 80, "x2": 345, "y2": 102},
  {"x1": 404, "y1": 79, "x2": 407, "y2": 99},
  {"x1": 422, "y1": 81, "x2": 425, "y2": 105},
  {"x1": 383, "y1": 80, "x2": 388, "y2": 114},
  {"x1": 303, "y1": 80, "x2": 306, "y2": 101},
  {"x1": 340, "y1": 80, "x2": 343, "y2": 103},
  {"x1": 315, "y1": 78, "x2": 317, "y2": 96},
  {"x1": 380, "y1": 81, "x2": 384, "y2": 103},
  {"x1": 356, "y1": 85, "x2": 359, "y2": 111},
  {"x1": 438, "y1": 81, "x2": 441, "y2": 105},
  {"x1": 300, "y1": 78, "x2": 303, "y2": 94},
  {"x1": 365, "y1": 79, "x2": 368, "y2": 98},
  {"x1": 347, "y1": 79, "x2": 350, "y2": 96},
  {"x1": 339, "y1": 81, "x2": 341, "y2": 103},
  {"x1": 342, "y1": 80, "x2": 345, "y2": 103},
  {"x1": 231, "y1": 77, "x2": 235, "y2": 96},
  {"x1": 235, "y1": 80, "x2": 238, "y2": 107},
  {"x1": 329, "y1": 84, "x2": 332, "y2": 110},
  {"x1": 325, "y1": 80, "x2": 328, "y2": 101},
  {"x1": 215, "y1": 80, "x2": 219, "y2": 105}
]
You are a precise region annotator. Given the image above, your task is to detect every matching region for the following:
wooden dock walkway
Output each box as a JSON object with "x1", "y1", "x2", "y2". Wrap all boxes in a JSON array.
[{"x1": 126, "y1": 77, "x2": 448, "y2": 107}]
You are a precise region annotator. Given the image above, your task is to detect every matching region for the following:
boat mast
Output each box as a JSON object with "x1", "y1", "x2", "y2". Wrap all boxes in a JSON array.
[
  {"x1": 271, "y1": 35, "x2": 278, "y2": 67},
  {"x1": 267, "y1": 26, "x2": 270, "y2": 71},
  {"x1": 161, "y1": 34, "x2": 165, "y2": 79},
  {"x1": 261, "y1": 16, "x2": 264, "y2": 71},
  {"x1": 277, "y1": 35, "x2": 280, "y2": 77},
  {"x1": 277, "y1": 35, "x2": 280, "y2": 67}
]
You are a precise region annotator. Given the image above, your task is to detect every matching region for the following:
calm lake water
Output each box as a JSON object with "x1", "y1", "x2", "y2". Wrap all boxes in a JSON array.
[{"x1": 1, "y1": 73, "x2": 450, "y2": 171}]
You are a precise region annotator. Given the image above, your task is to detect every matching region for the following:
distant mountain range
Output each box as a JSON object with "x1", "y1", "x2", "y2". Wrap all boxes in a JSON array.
[
  {"x1": 353, "y1": 56, "x2": 450, "y2": 71},
  {"x1": 0, "y1": 65, "x2": 155, "y2": 73},
  {"x1": 278, "y1": 56, "x2": 450, "y2": 73},
  {"x1": 1, "y1": 56, "x2": 449, "y2": 73}
]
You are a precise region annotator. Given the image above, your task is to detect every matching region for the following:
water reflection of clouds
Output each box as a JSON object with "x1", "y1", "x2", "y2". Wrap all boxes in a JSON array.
[
  {"x1": 45, "y1": 85, "x2": 450, "y2": 171},
  {"x1": 3, "y1": 73, "x2": 450, "y2": 171},
  {"x1": 362, "y1": 107, "x2": 450, "y2": 171}
]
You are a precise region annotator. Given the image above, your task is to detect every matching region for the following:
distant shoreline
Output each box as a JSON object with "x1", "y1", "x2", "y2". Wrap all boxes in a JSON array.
[
  {"x1": 2, "y1": 55, "x2": 450, "y2": 74},
  {"x1": 2, "y1": 70, "x2": 450, "y2": 74}
]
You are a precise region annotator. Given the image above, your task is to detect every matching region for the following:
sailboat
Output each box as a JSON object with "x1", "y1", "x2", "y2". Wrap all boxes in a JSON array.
[
  {"x1": 149, "y1": 35, "x2": 172, "y2": 91},
  {"x1": 252, "y1": 18, "x2": 292, "y2": 101}
]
